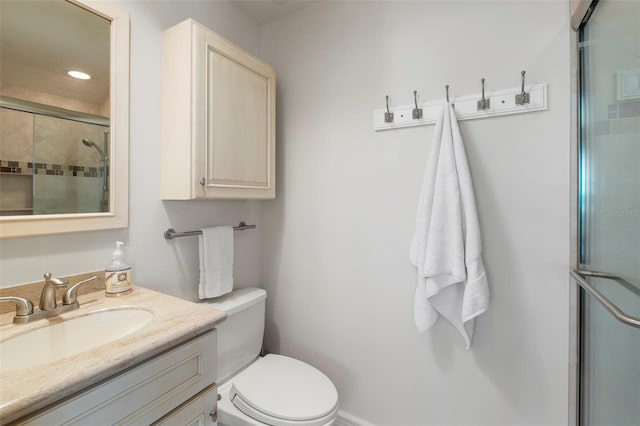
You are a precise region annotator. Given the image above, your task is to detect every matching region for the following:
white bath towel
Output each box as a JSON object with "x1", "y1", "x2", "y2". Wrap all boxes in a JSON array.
[
  {"x1": 409, "y1": 103, "x2": 489, "y2": 349},
  {"x1": 199, "y1": 226, "x2": 234, "y2": 299}
]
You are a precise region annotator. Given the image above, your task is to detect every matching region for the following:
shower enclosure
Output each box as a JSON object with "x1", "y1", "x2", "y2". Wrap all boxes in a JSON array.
[
  {"x1": 574, "y1": 0, "x2": 640, "y2": 425},
  {"x1": 0, "y1": 98, "x2": 109, "y2": 215}
]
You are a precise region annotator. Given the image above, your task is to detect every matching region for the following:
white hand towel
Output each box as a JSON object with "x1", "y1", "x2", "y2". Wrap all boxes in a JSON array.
[
  {"x1": 409, "y1": 103, "x2": 489, "y2": 349},
  {"x1": 198, "y1": 226, "x2": 234, "y2": 299}
]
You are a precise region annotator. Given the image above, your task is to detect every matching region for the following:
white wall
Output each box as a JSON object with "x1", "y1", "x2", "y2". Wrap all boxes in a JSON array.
[
  {"x1": 0, "y1": 1, "x2": 263, "y2": 300},
  {"x1": 259, "y1": 2, "x2": 571, "y2": 425}
]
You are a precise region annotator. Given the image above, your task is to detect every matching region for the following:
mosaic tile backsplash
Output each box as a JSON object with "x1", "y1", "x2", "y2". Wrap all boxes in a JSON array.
[{"x1": 0, "y1": 160, "x2": 106, "y2": 177}]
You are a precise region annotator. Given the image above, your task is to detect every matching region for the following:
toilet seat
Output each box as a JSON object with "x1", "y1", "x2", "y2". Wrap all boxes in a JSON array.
[{"x1": 229, "y1": 354, "x2": 339, "y2": 426}]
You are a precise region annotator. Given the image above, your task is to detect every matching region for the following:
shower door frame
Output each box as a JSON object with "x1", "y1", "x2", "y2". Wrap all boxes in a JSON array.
[{"x1": 569, "y1": 1, "x2": 594, "y2": 425}]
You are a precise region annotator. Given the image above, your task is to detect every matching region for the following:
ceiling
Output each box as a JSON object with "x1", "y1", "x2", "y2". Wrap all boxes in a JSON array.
[
  {"x1": 232, "y1": 0, "x2": 321, "y2": 25},
  {"x1": 0, "y1": 0, "x2": 110, "y2": 106}
]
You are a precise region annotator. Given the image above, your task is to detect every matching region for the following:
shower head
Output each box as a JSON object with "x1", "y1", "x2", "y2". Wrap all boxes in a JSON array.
[{"x1": 81, "y1": 138, "x2": 107, "y2": 160}]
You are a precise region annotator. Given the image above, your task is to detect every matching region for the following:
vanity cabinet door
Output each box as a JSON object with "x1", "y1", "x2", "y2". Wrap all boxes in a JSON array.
[
  {"x1": 153, "y1": 384, "x2": 218, "y2": 426},
  {"x1": 162, "y1": 19, "x2": 276, "y2": 200}
]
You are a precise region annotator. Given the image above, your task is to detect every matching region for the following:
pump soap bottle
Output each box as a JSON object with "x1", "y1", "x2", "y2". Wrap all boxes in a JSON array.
[{"x1": 105, "y1": 241, "x2": 132, "y2": 297}]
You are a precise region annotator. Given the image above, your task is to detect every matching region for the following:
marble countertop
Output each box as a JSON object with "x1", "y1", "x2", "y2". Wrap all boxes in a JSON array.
[{"x1": 0, "y1": 286, "x2": 226, "y2": 423}]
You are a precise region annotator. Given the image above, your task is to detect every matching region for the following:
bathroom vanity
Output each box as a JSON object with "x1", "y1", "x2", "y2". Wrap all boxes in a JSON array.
[{"x1": 0, "y1": 287, "x2": 226, "y2": 425}]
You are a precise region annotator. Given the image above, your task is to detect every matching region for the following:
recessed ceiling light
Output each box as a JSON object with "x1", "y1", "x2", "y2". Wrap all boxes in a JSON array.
[{"x1": 68, "y1": 70, "x2": 92, "y2": 80}]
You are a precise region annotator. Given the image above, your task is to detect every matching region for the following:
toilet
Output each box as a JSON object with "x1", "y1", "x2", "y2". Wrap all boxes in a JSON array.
[{"x1": 202, "y1": 288, "x2": 339, "y2": 426}]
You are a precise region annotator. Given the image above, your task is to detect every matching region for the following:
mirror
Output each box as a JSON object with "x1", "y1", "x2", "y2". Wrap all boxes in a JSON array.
[{"x1": 0, "y1": 0, "x2": 129, "y2": 238}]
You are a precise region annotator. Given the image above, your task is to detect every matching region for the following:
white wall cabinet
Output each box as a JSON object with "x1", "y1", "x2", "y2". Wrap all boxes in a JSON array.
[
  {"x1": 161, "y1": 19, "x2": 276, "y2": 200},
  {"x1": 15, "y1": 331, "x2": 217, "y2": 425}
]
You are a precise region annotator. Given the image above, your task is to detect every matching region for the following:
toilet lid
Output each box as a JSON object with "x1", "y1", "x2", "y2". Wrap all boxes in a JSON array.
[{"x1": 230, "y1": 354, "x2": 339, "y2": 424}]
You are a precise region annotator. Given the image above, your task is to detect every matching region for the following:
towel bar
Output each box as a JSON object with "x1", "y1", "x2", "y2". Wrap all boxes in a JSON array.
[
  {"x1": 570, "y1": 269, "x2": 640, "y2": 329},
  {"x1": 164, "y1": 222, "x2": 256, "y2": 240}
]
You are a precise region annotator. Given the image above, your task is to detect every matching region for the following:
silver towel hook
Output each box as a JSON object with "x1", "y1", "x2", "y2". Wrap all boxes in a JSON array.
[
  {"x1": 477, "y1": 78, "x2": 490, "y2": 111},
  {"x1": 515, "y1": 70, "x2": 530, "y2": 105},
  {"x1": 412, "y1": 90, "x2": 423, "y2": 119},
  {"x1": 384, "y1": 95, "x2": 394, "y2": 123}
]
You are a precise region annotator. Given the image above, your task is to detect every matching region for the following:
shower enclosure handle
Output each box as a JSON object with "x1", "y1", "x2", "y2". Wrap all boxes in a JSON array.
[{"x1": 570, "y1": 269, "x2": 640, "y2": 329}]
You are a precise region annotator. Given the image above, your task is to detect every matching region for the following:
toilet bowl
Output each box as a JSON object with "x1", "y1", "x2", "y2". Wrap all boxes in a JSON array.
[{"x1": 202, "y1": 288, "x2": 339, "y2": 426}]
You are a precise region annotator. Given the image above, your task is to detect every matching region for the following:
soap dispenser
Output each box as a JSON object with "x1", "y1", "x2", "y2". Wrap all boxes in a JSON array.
[{"x1": 105, "y1": 241, "x2": 132, "y2": 297}]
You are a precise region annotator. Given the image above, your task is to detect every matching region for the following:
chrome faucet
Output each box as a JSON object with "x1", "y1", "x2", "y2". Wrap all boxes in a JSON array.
[
  {"x1": 39, "y1": 272, "x2": 69, "y2": 311},
  {"x1": 2, "y1": 273, "x2": 98, "y2": 324}
]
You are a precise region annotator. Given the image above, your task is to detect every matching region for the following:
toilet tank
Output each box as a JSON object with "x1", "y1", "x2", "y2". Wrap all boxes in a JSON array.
[{"x1": 202, "y1": 287, "x2": 266, "y2": 383}]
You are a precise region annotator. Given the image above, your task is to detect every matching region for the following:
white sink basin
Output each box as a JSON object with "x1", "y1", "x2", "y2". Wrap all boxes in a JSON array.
[{"x1": 0, "y1": 309, "x2": 153, "y2": 372}]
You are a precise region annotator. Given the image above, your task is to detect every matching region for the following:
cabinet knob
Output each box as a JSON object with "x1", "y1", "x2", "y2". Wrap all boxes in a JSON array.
[
  {"x1": 200, "y1": 177, "x2": 206, "y2": 186},
  {"x1": 209, "y1": 409, "x2": 218, "y2": 421}
]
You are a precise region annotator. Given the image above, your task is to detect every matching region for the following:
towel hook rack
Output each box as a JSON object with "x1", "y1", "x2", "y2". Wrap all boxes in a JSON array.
[
  {"x1": 164, "y1": 222, "x2": 256, "y2": 240},
  {"x1": 384, "y1": 95, "x2": 394, "y2": 123},
  {"x1": 477, "y1": 78, "x2": 490, "y2": 111},
  {"x1": 412, "y1": 90, "x2": 423, "y2": 119},
  {"x1": 515, "y1": 70, "x2": 530, "y2": 105},
  {"x1": 373, "y1": 80, "x2": 548, "y2": 131}
]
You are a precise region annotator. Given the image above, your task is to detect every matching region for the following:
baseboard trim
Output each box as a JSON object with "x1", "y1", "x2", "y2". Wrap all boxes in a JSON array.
[{"x1": 335, "y1": 410, "x2": 376, "y2": 426}]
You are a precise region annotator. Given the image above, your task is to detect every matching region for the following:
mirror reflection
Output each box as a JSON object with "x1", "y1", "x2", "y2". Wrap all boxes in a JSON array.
[{"x1": 0, "y1": 0, "x2": 110, "y2": 216}]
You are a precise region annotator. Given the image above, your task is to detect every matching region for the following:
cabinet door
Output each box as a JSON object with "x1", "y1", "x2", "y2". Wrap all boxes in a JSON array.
[
  {"x1": 195, "y1": 27, "x2": 276, "y2": 200},
  {"x1": 153, "y1": 384, "x2": 218, "y2": 426}
]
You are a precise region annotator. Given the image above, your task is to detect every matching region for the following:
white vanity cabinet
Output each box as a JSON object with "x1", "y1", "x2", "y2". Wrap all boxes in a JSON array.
[
  {"x1": 161, "y1": 19, "x2": 276, "y2": 200},
  {"x1": 15, "y1": 331, "x2": 217, "y2": 425}
]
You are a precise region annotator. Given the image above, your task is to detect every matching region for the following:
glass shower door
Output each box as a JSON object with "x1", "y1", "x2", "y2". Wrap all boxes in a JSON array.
[
  {"x1": 577, "y1": 1, "x2": 640, "y2": 425},
  {"x1": 32, "y1": 114, "x2": 108, "y2": 214}
]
